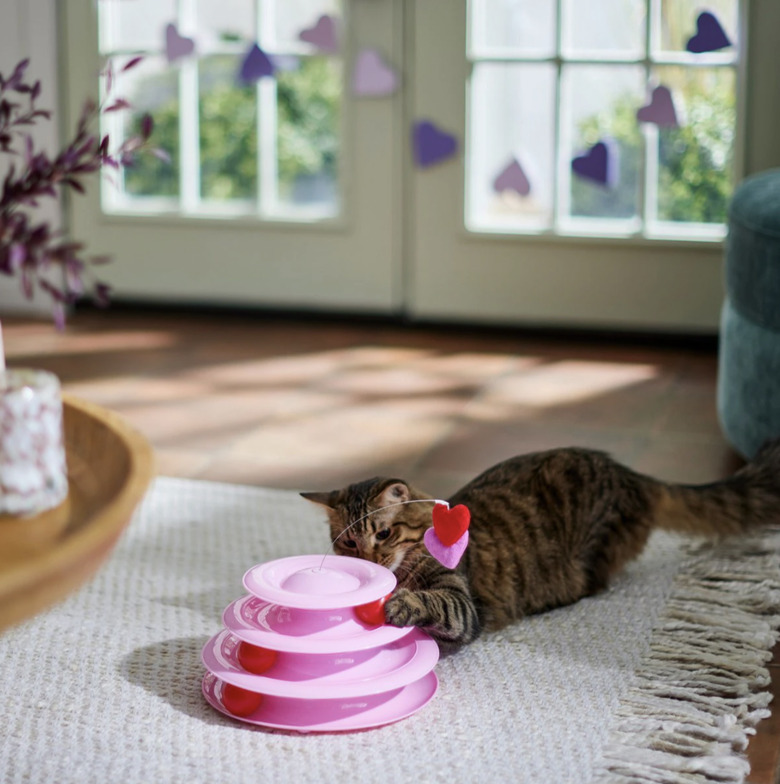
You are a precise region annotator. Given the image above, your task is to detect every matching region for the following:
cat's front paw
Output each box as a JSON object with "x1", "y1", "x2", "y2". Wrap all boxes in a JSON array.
[{"x1": 384, "y1": 589, "x2": 428, "y2": 628}]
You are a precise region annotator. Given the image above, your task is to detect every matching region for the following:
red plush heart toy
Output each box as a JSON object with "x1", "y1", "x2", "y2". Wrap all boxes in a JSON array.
[
  {"x1": 432, "y1": 503, "x2": 470, "y2": 547},
  {"x1": 355, "y1": 593, "x2": 392, "y2": 626}
]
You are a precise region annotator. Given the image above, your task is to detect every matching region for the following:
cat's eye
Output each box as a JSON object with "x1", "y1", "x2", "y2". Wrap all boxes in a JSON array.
[
  {"x1": 344, "y1": 539, "x2": 357, "y2": 549},
  {"x1": 376, "y1": 528, "x2": 391, "y2": 541}
]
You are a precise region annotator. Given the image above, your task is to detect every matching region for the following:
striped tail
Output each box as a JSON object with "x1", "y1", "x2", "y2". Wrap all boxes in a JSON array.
[{"x1": 654, "y1": 437, "x2": 780, "y2": 536}]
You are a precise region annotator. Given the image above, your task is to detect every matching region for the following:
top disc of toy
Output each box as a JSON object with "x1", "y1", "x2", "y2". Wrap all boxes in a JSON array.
[{"x1": 243, "y1": 554, "x2": 396, "y2": 609}]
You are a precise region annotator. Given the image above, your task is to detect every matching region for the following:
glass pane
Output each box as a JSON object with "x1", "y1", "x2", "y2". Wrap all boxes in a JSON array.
[
  {"x1": 470, "y1": 0, "x2": 556, "y2": 57},
  {"x1": 467, "y1": 63, "x2": 556, "y2": 230},
  {"x1": 275, "y1": 57, "x2": 341, "y2": 212},
  {"x1": 99, "y1": 0, "x2": 177, "y2": 53},
  {"x1": 654, "y1": 0, "x2": 738, "y2": 54},
  {"x1": 653, "y1": 66, "x2": 735, "y2": 225},
  {"x1": 269, "y1": 0, "x2": 342, "y2": 52},
  {"x1": 115, "y1": 57, "x2": 180, "y2": 199},
  {"x1": 563, "y1": 65, "x2": 644, "y2": 224},
  {"x1": 195, "y1": 0, "x2": 256, "y2": 51},
  {"x1": 199, "y1": 56, "x2": 257, "y2": 202},
  {"x1": 562, "y1": 0, "x2": 646, "y2": 59}
]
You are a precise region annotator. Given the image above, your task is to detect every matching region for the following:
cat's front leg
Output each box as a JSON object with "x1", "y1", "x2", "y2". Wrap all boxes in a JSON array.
[
  {"x1": 384, "y1": 584, "x2": 481, "y2": 650},
  {"x1": 384, "y1": 588, "x2": 430, "y2": 628}
]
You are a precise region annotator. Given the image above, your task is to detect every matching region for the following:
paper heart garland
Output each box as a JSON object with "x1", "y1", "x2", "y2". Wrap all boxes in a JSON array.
[
  {"x1": 686, "y1": 11, "x2": 731, "y2": 54},
  {"x1": 165, "y1": 23, "x2": 195, "y2": 64},
  {"x1": 352, "y1": 49, "x2": 398, "y2": 97},
  {"x1": 237, "y1": 44, "x2": 275, "y2": 84},
  {"x1": 493, "y1": 158, "x2": 531, "y2": 196},
  {"x1": 571, "y1": 139, "x2": 620, "y2": 188},
  {"x1": 299, "y1": 14, "x2": 339, "y2": 53},
  {"x1": 412, "y1": 120, "x2": 459, "y2": 169},
  {"x1": 424, "y1": 503, "x2": 470, "y2": 569},
  {"x1": 636, "y1": 85, "x2": 679, "y2": 128}
]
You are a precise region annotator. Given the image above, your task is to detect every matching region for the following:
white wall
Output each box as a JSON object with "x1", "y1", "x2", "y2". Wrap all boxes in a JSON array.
[{"x1": 0, "y1": 0, "x2": 61, "y2": 316}]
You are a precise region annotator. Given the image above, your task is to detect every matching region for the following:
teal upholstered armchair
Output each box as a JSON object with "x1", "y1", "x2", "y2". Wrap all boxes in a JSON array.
[{"x1": 717, "y1": 168, "x2": 780, "y2": 458}]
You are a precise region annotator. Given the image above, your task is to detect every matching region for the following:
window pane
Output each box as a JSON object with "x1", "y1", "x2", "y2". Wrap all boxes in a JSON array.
[
  {"x1": 654, "y1": 0, "x2": 738, "y2": 54},
  {"x1": 467, "y1": 63, "x2": 555, "y2": 230},
  {"x1": 653, "y1": 66, "x2": 735, "y2": 226},
  {"x1": 275, "y1": 57, "x2": 341, "y2": 213},
  {"x1": 563, "y1": 65, "x2": 644, "y2": 226},
  {"x1": 470, "y1": 0, "x2": 556, "y2": 57},
  {"x1": 199, "y1": 56, "x2": 257, "y2": 202},
  {"x1": 99, "y1": 0, "x2": 177, "y2": 53},
  {"x1": 195, "y1": 0, "x2": 256, "y2": 51},
  {"x1": 117, "y1": 57, "x2": 180, "y2": 200},
  {"x1": 562, "y1": 0, "x2": 646, "y2": 59}
]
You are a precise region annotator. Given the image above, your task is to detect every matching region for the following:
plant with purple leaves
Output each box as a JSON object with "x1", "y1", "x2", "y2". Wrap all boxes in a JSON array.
[{"x1": 0, "y1": 57, "x2": 163, "y2": 327}]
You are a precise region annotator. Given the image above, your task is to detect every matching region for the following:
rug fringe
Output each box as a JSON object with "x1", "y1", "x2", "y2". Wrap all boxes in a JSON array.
[{"x1": 596, "y1": 530, "x2": 780, "y2": 784}]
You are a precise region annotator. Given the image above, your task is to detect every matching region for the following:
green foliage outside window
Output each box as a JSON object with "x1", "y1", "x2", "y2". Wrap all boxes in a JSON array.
[
  {"x1": 571, "y1": 74, "x2": 735, "y2": 224},
  {"x1": 123, "y1": 56, "x2": 340, "y2": 202}
]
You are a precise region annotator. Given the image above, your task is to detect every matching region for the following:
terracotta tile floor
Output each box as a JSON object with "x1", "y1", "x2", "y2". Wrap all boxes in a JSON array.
[{"x1": 3, "y1": 308, "x2": 778, "y2": 780}]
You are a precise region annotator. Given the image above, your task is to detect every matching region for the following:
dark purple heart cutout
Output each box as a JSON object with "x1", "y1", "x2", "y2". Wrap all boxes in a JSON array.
[
  {"x1": 686, "y1": 11, "x2": 731, "y2": 53},
  {"x1": 493, "y1": 158, "x2": 531, "y2": 196},
  {"x1": 237, "y1": 44, "x2": 275, "y2": 85},
  {"x1": 571, "y1": 139, "x2": 619, "y2": 188},
  {"x1": 412, "y1": 121, "x2": 458, "y2": 168}
]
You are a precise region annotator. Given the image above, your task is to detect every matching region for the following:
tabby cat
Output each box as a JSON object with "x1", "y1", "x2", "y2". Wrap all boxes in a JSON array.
[{"x1": 302, "y1": 438, "x2": 780, "y2": 652}]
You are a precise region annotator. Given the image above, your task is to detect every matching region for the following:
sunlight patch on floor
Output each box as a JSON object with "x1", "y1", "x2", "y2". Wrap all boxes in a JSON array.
[
  {"x1": 466, "y1": 360, "x2": 660, "y2": 420},
  {"x1": 5, "y1": 328, "x2": 179, "y2": 359},
  {"x1": 221, "y1": 397, "x2": 465, "y2": 480}
]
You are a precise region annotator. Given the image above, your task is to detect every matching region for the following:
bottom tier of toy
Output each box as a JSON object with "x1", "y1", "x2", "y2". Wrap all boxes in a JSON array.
[{"x1": 202, "y1": 670, "x2": 438, "y2": 732}]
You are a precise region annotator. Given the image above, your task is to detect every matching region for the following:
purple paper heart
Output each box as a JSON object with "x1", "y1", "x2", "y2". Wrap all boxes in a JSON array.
[
  {"x1": 299, "y1": 14, "x2": 339, "y2": 53},
  {"x1": 636, "y1": 85, "x2": 679, "y2": 128},
  {"x1": 352, "y1": 49, "x2": 398, "y2": 97},
  {"x1": 686, "y1": 11, "x2": 731, "y2": 53},
  {"x1": 493, "y1": 158, "x2": 531, "y2": 196},
  {"x1": 571, "y1": 139, "x2": 620, "y2": 188},
  {"x1": 237, "y1": 44, "x2": 275, "y2": 85},
  {"x1": 424, "y1": 528, "x2": 469, "y2": 569},
  {"x1": 165, "y1": 23, "x2": 195, "y2": 64},
  {"x1": 412, "y1": 120, "x2": 458, "y2": 169}
]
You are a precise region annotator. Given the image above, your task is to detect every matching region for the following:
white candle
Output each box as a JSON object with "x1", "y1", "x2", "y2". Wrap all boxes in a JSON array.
[{"x1": 0, "y1": 369, "x2": 67, "y2": 515}]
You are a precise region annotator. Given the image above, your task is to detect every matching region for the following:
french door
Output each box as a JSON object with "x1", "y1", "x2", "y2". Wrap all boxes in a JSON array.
[
  {"x1": 63, "y1": 0, "x2": 403, "y2": 313},
  {"x1": 62, "y1": 0, "x2": 780, "y2": 331}
]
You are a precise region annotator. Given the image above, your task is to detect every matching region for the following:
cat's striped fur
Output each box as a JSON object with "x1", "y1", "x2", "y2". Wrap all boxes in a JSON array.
[{"x1": 302, "y1": 437, "x2": 780, "y2": 652}]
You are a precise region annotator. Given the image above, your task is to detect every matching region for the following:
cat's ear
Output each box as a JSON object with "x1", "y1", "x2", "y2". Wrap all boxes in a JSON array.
[
  {"x1": 375, "y1": 481, "x2": 410, "y2": 508},
  {"x1": 300, "y1": 490, "x2": 338, "y2": 509}
]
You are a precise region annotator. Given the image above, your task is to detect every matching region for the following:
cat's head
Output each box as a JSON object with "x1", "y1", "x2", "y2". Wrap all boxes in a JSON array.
[{"x1": 301, "y1": 477, "x2": 434, "y2": 573}]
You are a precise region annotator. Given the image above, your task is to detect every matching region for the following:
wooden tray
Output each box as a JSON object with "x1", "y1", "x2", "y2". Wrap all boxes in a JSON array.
[{"x1": 0, "y1": 394, "x2": 155, "y2": 632}]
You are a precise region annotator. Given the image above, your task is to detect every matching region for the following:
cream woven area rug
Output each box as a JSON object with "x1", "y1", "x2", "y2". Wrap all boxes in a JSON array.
[{"x1": 1, "y1": 477, "x2": 779, "y2": 784}]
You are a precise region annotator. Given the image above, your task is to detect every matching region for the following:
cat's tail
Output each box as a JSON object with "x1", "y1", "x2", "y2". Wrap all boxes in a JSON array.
[{"x1": 654, "y1": 436, "x2": 780, "y2": 536}]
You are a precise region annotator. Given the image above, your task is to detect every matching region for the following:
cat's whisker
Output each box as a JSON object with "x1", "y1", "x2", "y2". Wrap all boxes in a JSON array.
[{"x1": 321, "y1": 498, "x2": 443, "y2": 568}]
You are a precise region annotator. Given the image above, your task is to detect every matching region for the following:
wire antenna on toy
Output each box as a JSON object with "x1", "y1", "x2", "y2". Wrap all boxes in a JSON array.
[{"x1": 319, "y1": 499, "x2": 449, "y2": 569}]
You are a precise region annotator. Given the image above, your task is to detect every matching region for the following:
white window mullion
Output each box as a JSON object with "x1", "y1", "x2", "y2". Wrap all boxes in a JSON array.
[
  {"x1": 641, "y1": 0, "x2": 656, "y2": 232},
  {"x1": 553, "y1": 0, "x2": 565, "y2": 232},
  {"x1": 178, "y1": 0, "x2": 200, "y2": 213},
  {"x1": 257, "y1": 0, "x2": 279, "y2": 217}
]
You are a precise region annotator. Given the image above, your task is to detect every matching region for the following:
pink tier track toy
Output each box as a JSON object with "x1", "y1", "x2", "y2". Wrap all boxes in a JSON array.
[{"x1": 201, "y1": 554, "x2": 440, "y2": 733}]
